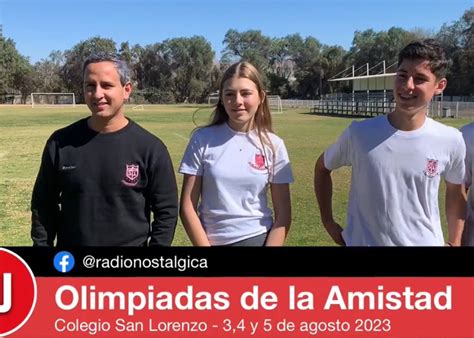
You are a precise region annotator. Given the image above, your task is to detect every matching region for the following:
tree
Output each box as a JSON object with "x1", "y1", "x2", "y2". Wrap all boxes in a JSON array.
[
  {"x1": 0, "y1": 37, "x2": 33, "y2": 103},
  {"x1": 133, "y1": 43, "x2": 174, "y2": 103},
  {"x1": 459, "y1": 8, "x2": 474, "y2": 95},
  {"x1": 266, "y1": 35, "x2": 300, "y2": 97},
  {"x1": 222, "y1": 29, "x2": 272, "y2": 73},
  {"x1": 321, "y1": 45, "x2": 348, "y2": 94},
  {"x1": 437, "y1": 7, "x2": 474, "y2": 95},
  {"x1": 61, "y1": 36, "x2": 117, "y2": 102},
  {"x1": 33, "y1": 50, "x2": 66, "y2": 93},
  {"x1": 118, "y1": 42, "x2": 132, "y2": 65},
  {"x1": 162, "y1": 36, "x2": 215, "y2": 103},
  {"x1": 349, "y1": 28, "x2": 419, "y2": 70},
  {"x1": 290, "y1": 36, "x2": 325, "y2": 99},
  {"x1": 17, "y1": 60, "x2": 36, "y2": 103}
]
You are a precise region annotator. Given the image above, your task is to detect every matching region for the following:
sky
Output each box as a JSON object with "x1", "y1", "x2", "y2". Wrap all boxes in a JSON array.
[{"x1": 0, "y1": 0, "x2": 472, "y2": 63}]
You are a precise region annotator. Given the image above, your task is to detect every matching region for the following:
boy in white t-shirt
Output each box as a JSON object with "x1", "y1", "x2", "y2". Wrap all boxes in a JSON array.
[{"x1": 314, "y1": 39, "x2": 466, "y2": 246}]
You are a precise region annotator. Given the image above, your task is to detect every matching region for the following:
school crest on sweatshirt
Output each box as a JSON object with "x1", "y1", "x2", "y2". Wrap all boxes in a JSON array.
[{"x1": 122, "y1": 164, "x2": 140, "y2": 186}]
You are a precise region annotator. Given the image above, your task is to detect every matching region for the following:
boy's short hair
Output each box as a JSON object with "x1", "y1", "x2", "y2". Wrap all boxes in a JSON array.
[
  {"x1": 82, "y1": 53, "x2": 131, "y2": 85},
  {"x1": 397, "y1": 39, "x2": 449, "y2": 79}
]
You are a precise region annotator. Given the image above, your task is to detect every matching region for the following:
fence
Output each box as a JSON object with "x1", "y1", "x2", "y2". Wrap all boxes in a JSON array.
[
  {"x1": 307, "y1": 98, "x2": 474, "y2": 118},
  {"x1": 0, "y1": 94, "x2": 28, "y2": 104},
  {"x1": 428, "y1": 102, "x2": 474, "y2": 118},
  {"x1": 311, "y1": 99, "x2": 395, "y2": 117},
  {"x1": 322, "y1": 92, "x2": 394, "y2": 101},
  {"x1": 280, "y1": 99, "x2": 319, "y2": 108},
  {"x1": 442, "y1": 95, "x2": 474, "y2": 102}
]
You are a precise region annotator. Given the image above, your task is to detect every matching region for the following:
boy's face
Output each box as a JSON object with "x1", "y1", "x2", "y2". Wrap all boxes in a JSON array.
[
  {"x1": 394, "y1": 58, "x2": 446, "y2": 117},
  {"x1": 83, "y1": 61, "x2": 131, "y2": 119}
]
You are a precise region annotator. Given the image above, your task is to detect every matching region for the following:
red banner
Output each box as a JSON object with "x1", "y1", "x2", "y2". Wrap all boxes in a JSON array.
[{"x1": 10, "y1": 277, "x2": 474, "y2": 337}]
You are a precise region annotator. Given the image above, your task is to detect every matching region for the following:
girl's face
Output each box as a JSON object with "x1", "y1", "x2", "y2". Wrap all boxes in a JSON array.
[{"x1": 222, "y1": 76, "x2": 263, "y2": 132}]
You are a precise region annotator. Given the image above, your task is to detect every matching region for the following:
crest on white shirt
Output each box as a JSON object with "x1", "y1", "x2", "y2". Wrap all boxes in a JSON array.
[
  {"x1": 249, "y1": 153, "x2": 266, "y2": 170},
  {"x1": 423, "y1": 159, "x2": 439, "y2": 178}
]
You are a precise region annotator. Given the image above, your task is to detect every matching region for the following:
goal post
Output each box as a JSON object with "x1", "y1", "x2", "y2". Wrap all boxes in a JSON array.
[
  {"x1": 31, "y1": 93, "x2": 76, "y2": 108},
  {"x1": 132, "y1": 104, "x2": 145, "y2": 111},
  {"x1": 267, "y1": 95, "x2": 283, "y2": 114}
]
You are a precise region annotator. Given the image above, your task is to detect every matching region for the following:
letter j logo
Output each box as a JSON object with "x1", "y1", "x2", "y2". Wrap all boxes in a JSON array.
[
  {"x1": 0, "y1": 248, "x2": 37, "y2": 336},
  {"x1": 54, "y1": 251, "x2": 75, "y2": 273}
]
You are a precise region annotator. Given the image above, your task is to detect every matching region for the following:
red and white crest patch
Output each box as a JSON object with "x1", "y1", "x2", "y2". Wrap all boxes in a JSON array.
[
  {"x1": 249, "y1": 153, "x2": 266, "y2": 170},
  {"x1": 423, "y1": 159, "x2": 439, "y2": 178},
  {"x1": 255, "y1": 154, "x2": 265, "y2": 169},
  {"x1": 122, "y1": 164, "x2": 140, "y2": 186}
]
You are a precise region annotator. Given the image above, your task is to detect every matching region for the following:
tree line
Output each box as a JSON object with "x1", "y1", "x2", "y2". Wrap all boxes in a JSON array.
[{"x1": 0, "y1": 8, "x2": 472, "y2": 104}]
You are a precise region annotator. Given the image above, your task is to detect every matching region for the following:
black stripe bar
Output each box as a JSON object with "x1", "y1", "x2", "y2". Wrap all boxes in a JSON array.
[{"x1": 4, "y1": 247, "x2": 473, "y2": 277}]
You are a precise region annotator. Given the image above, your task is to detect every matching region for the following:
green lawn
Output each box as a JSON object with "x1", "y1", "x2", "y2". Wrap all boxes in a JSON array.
[{"x1": 0, "y1": 104, "x2": 471, "y2": 246}]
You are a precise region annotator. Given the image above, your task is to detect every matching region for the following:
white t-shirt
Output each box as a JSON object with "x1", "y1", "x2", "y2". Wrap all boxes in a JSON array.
[
  {"x1": 324, "y1": 115, "x2": 465, "y2": 246},
  {"x1": 179, "y1": 123, "x2": 294, "y2": 245},
  {"x1": 460, "y1": 122, "x2": 474, "y2": 246}
]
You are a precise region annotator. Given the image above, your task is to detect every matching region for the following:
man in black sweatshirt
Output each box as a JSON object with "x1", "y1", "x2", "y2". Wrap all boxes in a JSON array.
[{"x1": 31, "y1": 54, "x2": 178, "y2": 246}]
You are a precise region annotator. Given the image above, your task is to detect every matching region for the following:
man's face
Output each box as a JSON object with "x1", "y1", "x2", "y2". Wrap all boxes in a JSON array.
[
  {"x1": 394, "y1": 58, "x2": 446, "y2": 117},
  {"x1": 83, "y1": 61, "x2": 131, "y2": 119}
]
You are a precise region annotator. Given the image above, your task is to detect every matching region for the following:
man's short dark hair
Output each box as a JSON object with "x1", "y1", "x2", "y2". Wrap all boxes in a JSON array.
[
  {"x1": 397, "y1": 39, "x2": 449, "y2": 79},
  {"x1": 82, "y1": 53, "x2": 131, "y2": 85}
]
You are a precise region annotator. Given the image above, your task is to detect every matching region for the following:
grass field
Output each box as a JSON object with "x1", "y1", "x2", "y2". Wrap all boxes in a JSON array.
[{"x1": 0, "y1": 104, "x2": 471, "y2": 246}]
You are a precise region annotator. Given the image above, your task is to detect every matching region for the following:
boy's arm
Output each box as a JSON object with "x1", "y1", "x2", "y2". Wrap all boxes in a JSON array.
[
  {"x1": 443, "y1": 132, "x2": 468, "y2": 246},
  {"x1": 445, "y1": 182, "x2": 466, "y2": 246},
  {"x1": 314, "y1": 153, "x2": 345, "y2": 246}
]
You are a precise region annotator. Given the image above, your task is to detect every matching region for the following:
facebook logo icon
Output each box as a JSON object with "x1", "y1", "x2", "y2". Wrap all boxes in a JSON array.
[{"x1": 53, "y1": 251, "x2": 75, "y2": 273}]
